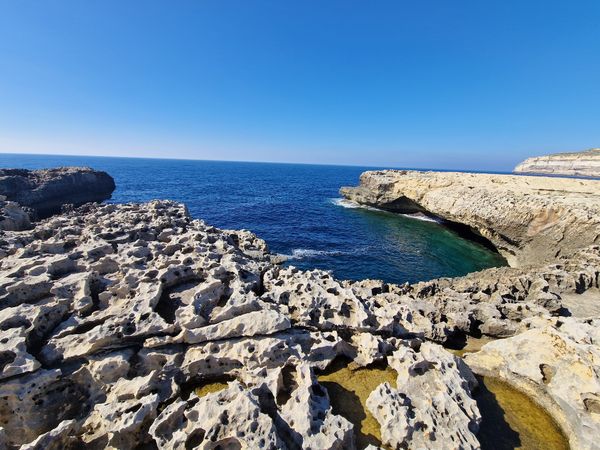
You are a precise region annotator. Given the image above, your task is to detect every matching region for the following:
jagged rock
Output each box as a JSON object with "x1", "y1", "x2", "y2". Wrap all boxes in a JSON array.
[
  {"x1": 0, "y1": 367, "x2": 99, "y2": 446},
  {"x1": 341, "y1": 170, "x2": 600, "y2": 266},
  {"x1": 0, "y1": 199, "x2": 596, "y2": 449},
  {"x1": 465, "y1": 317, "x2": 600, "y2": 450},
  {"x1": 0, "y1": 198, "x2": 31, "y2": 231},
  {"x1": 150, "y1": 381, "x2": 283, "y2": 450},
  {"x1": 19, "y1": 419, "x2": 80, "y2": 450},
  {"x1": 0, "y1": 167, "x2": 115, "y2": 220},
  {"x1": 514, "y1": 148, "x2": 600, "y2": 177},
  {"x1": 367, "y1": 342, "x2": 481, "y2": 450},
  {"x1": 277, "y1": 363, "x2": 354, "y2": 449}
]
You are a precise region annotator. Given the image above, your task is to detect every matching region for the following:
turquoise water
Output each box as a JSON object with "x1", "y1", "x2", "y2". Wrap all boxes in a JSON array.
[{"x1": 0, "y1": 154, "x2": 506, "y2": 284}]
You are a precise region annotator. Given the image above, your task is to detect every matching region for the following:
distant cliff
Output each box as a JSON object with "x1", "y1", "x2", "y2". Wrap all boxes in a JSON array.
[{"x1": 514, "y1": 148, "x2": 600, "y2": 177}]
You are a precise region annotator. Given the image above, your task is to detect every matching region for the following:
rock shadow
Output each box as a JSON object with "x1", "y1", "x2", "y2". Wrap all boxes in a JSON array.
[
  {"x1": 319, "y1": 380, "x2": 381, "y2": 449},
  {"x1": 474, "y1": 376, "x2": 521, "y2": 450}
]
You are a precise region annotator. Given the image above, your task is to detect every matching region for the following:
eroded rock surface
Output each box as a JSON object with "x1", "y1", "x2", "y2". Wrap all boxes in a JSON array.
[
  {"x1": 340, "y1": 170, "x2": 600, "y2": 267},
  {"x1": 466, "y1": 317, "x2": 600, "y2": 450},
  {"x1": 0, "y1": 198, "x2": 31, "y2": 231},
  {"x1": 0, "y1": 200, "x2": 598, "y2": 449},
  {"x1": 515, "y1": 148, "x2": 600, "y2": 178},
  {"x1": 367, "y1": 342, "x2": 481, "y2": 450}
]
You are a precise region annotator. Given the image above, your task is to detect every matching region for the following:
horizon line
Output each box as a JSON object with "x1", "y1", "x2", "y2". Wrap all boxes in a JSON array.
[{"x1": 0, "y1": 151, "x2": 512, "y2": 175}]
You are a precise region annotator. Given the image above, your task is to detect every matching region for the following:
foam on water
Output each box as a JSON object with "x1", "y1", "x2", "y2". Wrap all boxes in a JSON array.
[
  {"x1": 331, "y1": 198, "x2": 441, "y2": 223},
  {"x1": 282, "y1": 248, "x2": 347, "y2": 260},
  {"x1": 330, "y1": 197, "x2": 381, "y2": 212}
]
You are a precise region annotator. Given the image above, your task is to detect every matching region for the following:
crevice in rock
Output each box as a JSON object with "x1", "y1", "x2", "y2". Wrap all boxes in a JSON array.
[
  {"x1": 155, "y1": 289, "x2": 183, "y2": 325},
  {"x1": 254, "y1": 387, "x2": 303, "y2": 450},
  {"x1": 0, "y1": 350, "x2": 16, "y2": 372},
  {"x1": 276, "y1": 364, "x2": 298, "y2": 406}
]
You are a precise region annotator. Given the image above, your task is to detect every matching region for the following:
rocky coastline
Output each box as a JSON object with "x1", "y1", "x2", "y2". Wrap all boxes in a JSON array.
[
  {"x1": 0, "y1": 168, "x2": 598, "y2": 449},
  {"x1": 514, "y1": 148, "x2": 600, "y2": 178},
  {"x1": 0, "y1": 167, "x2": 115, "y2": 229},
  {"x1": 340, "y1": 170, "x2": 600, "y2": 267}
]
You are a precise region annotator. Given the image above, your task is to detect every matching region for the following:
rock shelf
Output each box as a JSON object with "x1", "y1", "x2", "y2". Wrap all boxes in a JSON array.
[{"x1": 514, "y1": 148, "x2": 600, "y2": 178}]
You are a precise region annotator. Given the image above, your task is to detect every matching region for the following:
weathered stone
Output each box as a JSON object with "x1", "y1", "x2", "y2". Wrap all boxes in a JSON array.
[
  {"x1": 367, "y1": 342, "x2": 481, "y2": 450},
  {"x1": 341, "y1": 170, "x2": 600, "y2": 266},
  {"x1": 0, "y1": 198, "x2": 31, "y2": 231},
  {"x1": 0, "y1": 197, "x2": 596, "y2": 449},
  {"x1": 0, "y1": 167, "x2": 115, "y2": 219},
  {"x1": 465, "y1": 317, "x2": 600, "y2": 450}
]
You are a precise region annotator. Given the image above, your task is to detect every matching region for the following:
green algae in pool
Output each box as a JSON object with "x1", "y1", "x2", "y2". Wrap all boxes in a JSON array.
[
  {"x1": 318, "y1": 358, "x2": 569, "y2": 450},
  {"x1": 195, "y1": 381, "x2": 229, "y2": 397},
  {"x1": 317, "y1": 359, "x2": 397, "y2": 449},
  {"x1": 475, "y1": 376, "x2": 569, "y2": 450},
  {"x1": 449, "y1": 337, "x2": 569, "y2": 450}
]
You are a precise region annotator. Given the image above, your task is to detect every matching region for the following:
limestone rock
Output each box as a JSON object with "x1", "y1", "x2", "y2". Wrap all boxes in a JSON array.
[
  {"x1": 341, "y1": 170, "x2": 600, "y2": 266},
  {"x1": 465, "y1": 317, "x2": 600, "y2": 450},
  {"x1": 0, "y1": 166, "x2": 115, "y2": 219},
  {"x1": 0, "y1": 198, "x2": 31, "y2": 231},
  {"x1": 515, "y1": 148, "x2": 600, "y2": 178},
  {"x1": 367, "y1": 342, "x2": 481, "y2": 450},
  {"x1": 0, "y1": 198, "x2": 596, "y2": 449}
]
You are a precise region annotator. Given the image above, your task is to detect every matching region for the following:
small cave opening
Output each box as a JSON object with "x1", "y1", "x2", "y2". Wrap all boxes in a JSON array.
[{"x1": 376, "y1": 197, "x2": 506, "y2": 260}]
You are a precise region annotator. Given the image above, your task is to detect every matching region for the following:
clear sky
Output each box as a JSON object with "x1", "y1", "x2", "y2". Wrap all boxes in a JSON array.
[{"x1": 0, "y1": 1, "x2": 599, "y2": 170}]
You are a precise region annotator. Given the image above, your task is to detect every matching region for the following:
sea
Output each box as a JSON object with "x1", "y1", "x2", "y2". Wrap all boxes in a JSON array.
[{"x1": 0, "y1": 153, "x2": 506, "y2": 284}]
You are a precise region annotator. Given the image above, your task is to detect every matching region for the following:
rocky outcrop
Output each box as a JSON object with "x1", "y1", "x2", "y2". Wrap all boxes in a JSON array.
[
  {"x1": 465, "y1": 317, "x2": 600, "y2": 450},
  {"x1": 515, "y1": 148, "x2": 600, "y2": 178},
  {"x1": 0, "y1": 198, "x2": 31, "y2": 231},
  {"x1": 0, "y1": 167, "x2": 115, "y2": 222},
  {"x1": 0, "y1": 200, "x2": 491, "y2": 450},
  {"x1": 367, "y1": 342, "x2": 481, "y2": 449},
  {"x1": 0, "y1": 200, "x2": 597, "y2": 449},
  {"x1": 340, "y1": 170, "x2": 600, "y2": 267}
]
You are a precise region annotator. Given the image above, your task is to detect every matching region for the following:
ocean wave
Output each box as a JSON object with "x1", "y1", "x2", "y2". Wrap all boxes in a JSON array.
[
  {"x1": 330, "y1": 198, "x2": 380, "y2": 211},
  {"x1": 400, "y1": 213, "x2": 441, "y2": 223},
  {"x1": 330, "y1": 197, "x2": 441, "y2": 223},
  {"x1": 281, "y1": 248, "x2": 345, "y2": 260}
]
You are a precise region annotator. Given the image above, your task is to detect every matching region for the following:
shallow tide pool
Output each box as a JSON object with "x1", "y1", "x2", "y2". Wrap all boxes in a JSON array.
[{"x1": 317, "y1": 359, "x2": 569, "y2": 450}]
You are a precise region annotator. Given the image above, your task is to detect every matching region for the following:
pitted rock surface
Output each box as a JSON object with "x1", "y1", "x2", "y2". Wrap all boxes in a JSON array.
[{"x1": 0, "y1": 200, "x2": 598, "y2": 449}]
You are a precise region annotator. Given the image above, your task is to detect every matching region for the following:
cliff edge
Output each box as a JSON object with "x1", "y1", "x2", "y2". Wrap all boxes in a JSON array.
[
  {"x1": 340, "y1": 170, "x2": 600, "y2": 267},
  {"x1": 0, "y1": 166, "x2": 115, "y2": 226},
  {"x1": 514, "y1": 148, "x2": 600, "y2": 177}
]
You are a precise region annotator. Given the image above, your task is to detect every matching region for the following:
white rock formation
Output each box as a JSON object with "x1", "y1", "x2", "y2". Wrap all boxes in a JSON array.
[
  {"x1": 465, "y1": 317, "x2": 600, "y2": 450},
  {"x1": 367, "y1": 342, "x2": 481, "y2": 450},
  {"x1": 0, "y1": 199, "x2": 597, "y2": 449},
  {"x1": 515, "y1": 148, "x2": 600, "y2": 177}
]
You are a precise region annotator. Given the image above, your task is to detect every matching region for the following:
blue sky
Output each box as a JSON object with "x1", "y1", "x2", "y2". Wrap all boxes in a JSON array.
[{"x1": 0, "y1": 1, "x2": 599, "y2": 170}]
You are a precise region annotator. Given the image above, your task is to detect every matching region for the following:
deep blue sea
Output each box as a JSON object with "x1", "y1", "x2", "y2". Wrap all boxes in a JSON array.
[{"x1": 0, "y1": 154, "x2": 506, "y2": 284}]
